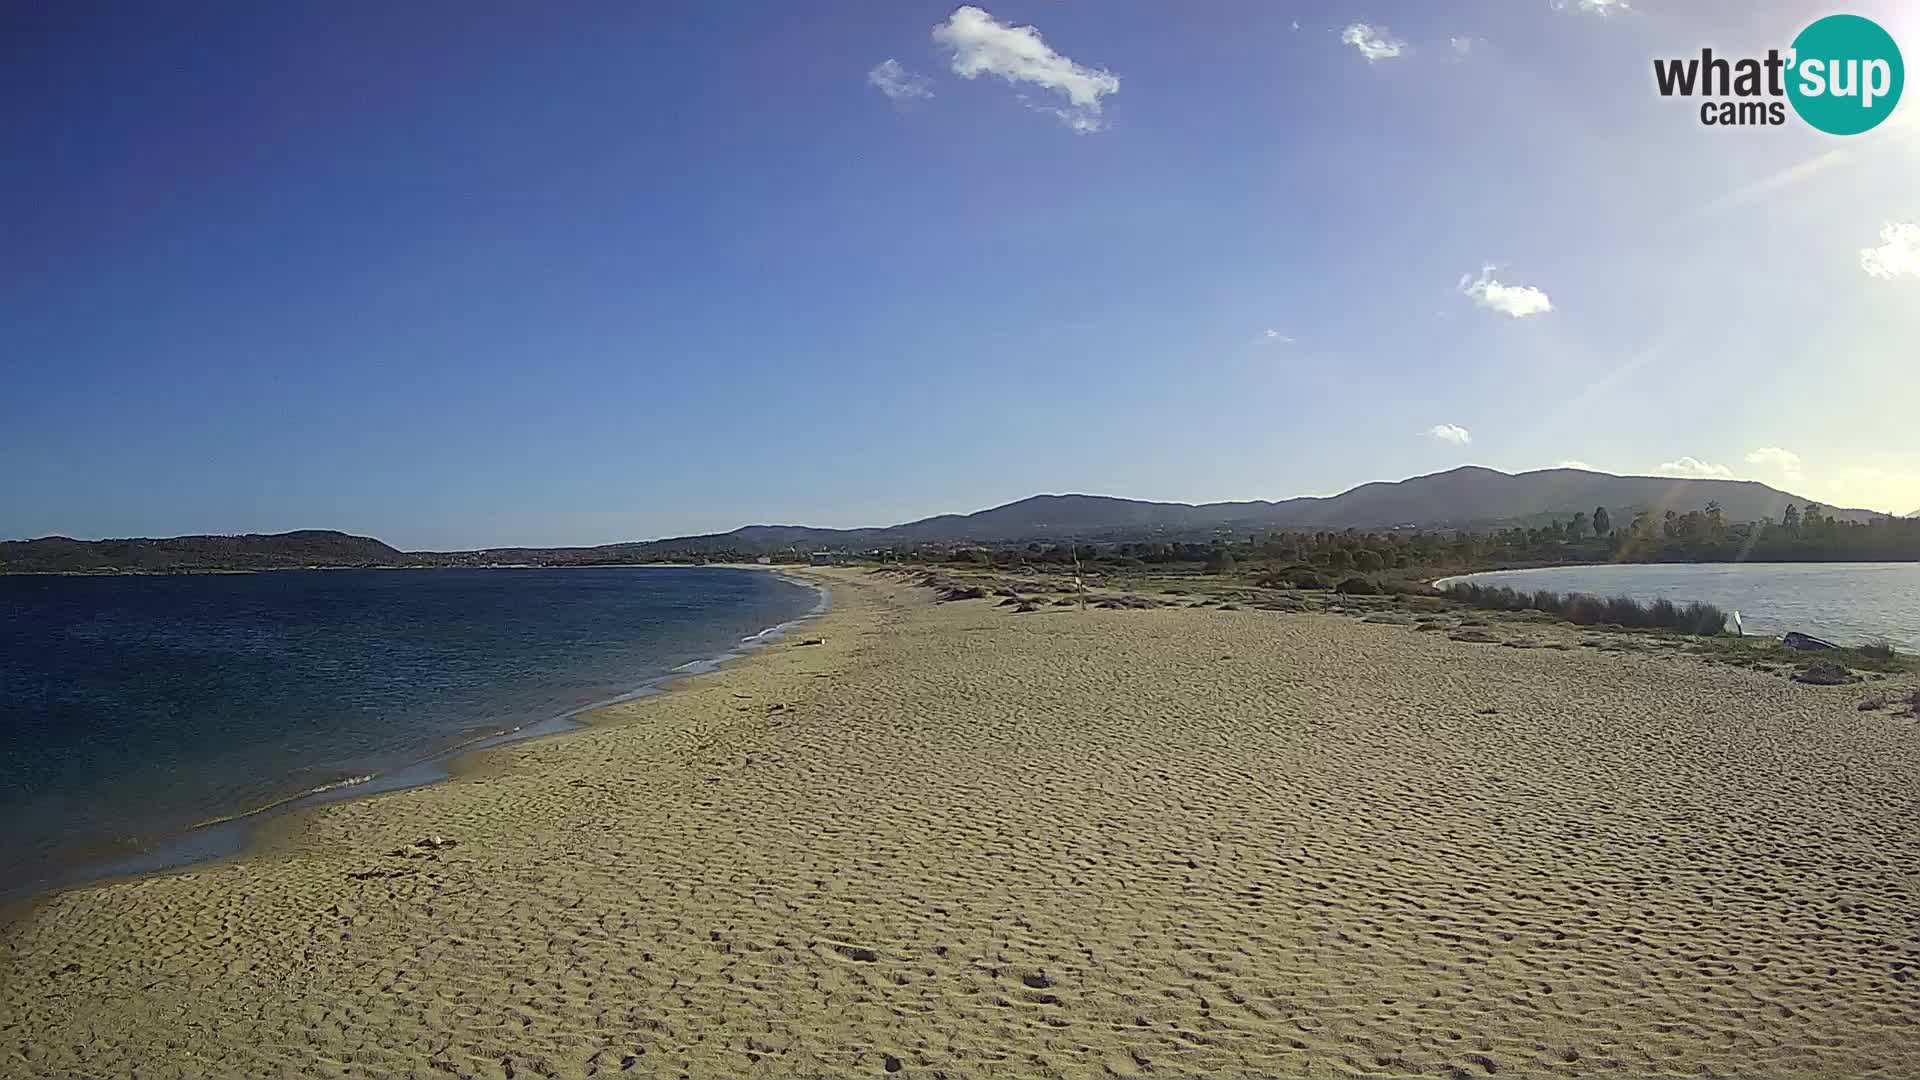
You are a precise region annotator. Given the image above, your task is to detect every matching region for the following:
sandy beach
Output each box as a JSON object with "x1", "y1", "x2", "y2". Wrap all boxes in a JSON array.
[{"x1": 4, "y1": 567, "x2": 1916, "y2": 1078}]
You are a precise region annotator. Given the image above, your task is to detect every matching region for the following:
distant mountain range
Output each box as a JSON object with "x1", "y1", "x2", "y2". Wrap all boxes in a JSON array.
[
  {"x1": 0, "y1": 466, "x2": 1882, "y2": 572},
  {"x1": 579, "y1": 465, "x2": 1875, "y2": 556}
]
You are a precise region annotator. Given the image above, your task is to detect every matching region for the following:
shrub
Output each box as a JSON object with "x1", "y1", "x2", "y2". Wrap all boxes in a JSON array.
[
  {"x1": 1647, "y1": 598, "x2": 1679, "y2": 627},
  {"x1": 1677, "y1": 602, "x2": 1727, "y2": 636},
  {"x1": 1563, "y1": 594, "x2": 1606, "y2": 625},
  {"x1": 1203, "y1": 550, "x2": 1237, "y2": 573},
  {"x1": 1603, "y1": 595, "x2": 1643, "y2": 625},
  {"x1": 1443, "y1": 582, "x2": 1726, "y2": 636},
  {"x1": 1860, "y1": 639, "x2": 1898, "y2": 662},
  {"x1": 1336, "y1": 576, "x2": 1379, "y2": 595},
  {"x1": 1793, "y1": 659, "x2": 1853, "y2": 685},
  {"x1": 1259, "y1": 566, "x2": 1329, "y2": 590}
]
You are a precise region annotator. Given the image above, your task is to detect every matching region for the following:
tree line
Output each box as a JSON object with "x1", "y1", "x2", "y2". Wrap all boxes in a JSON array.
[{"x1": 924, "y1": 502, "x2": 1920, "y2": 576}]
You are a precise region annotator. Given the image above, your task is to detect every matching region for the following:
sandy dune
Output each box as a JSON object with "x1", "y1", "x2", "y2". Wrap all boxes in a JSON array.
[{"x1": 4, "y1": 568, "x2": 1916, "y2": 1078}]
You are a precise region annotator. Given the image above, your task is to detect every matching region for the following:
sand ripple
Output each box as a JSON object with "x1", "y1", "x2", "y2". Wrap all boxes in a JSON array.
[{"x1": 5, "y1": 570, "x2": 1917, "y2": 1078}]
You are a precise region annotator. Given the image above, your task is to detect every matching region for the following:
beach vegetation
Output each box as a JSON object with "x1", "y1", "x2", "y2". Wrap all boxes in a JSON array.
[
  {"x1": 845, "y1": 507, "x2": 1920, "y2": 586},
  {"x1": 1793, "y1": 659, "x2": 1855, "y2": 685},
  {"x1": 1825, "y1": 643, "x2": 1909, "y2": 673},
  {"x1": 1676, "y1": 633, "x2": 1915, "y2": 677},
  {"x1": 1258, "y1": 566, "x2": 1329, "y2": 590},
  {"x1": 1443, "y1": 582, "x2": 1728, "y2": 635}
]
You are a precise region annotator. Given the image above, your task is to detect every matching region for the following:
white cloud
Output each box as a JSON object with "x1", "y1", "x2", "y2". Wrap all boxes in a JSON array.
[
  {"x1": 1430, "y1": 423, "x2": 1473, "y2": 446},
  {"x1": 1744, "y1": 446, "x2": 1804, "y2": 484},
  {"x1": 1555, "y1": 459, "x2": 1597, "y2": 471},
  {"x1": 1745, "y1": 446, "x2": 1801, "y2": 468},
  {"x1": 1291, "y1": 20, "x2": 1302, "y2": 31},
  {"x1": 867, "y1": 59, "x2": 933, "y2": 102},
  {"x1": 1341, "y1": 23, "x2": 1407, "y2": 62},
  {"x1": 1860, "y1": 222, "x2": 1920, "y2": 279},
  {"x1": 1449, "y1": 35, "x2": 1476, "y2": 56},
  {"x1": 1656, "y1": 457, "x2": 1734, "y2": 479},
  {"x1": 1031, "y1": 104, "x2": 1106, "y2": 134},
  {"x1": 1261, "y1": 328, "x2": 1294, "y2": 345},
  {"x1": 1458, "y1": 267, "x2": 1554, "y2": 318},
  {"x1": 1552, "y1": 0, "x2": 1631, "y2": 15},
  {"x1": 932, "y1": 6, "x2": 1119, "y2": 133}
]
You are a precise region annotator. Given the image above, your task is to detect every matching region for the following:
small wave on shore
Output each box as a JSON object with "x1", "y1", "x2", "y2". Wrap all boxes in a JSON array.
[{"x1": 1, "y1": 566, "x2": 829, "y2": 902}]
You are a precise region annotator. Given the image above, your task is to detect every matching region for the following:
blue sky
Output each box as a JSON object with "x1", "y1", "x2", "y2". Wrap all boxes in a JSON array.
[{"x1": 4, "y1": 1, "x2": 1917, "y2": 548}]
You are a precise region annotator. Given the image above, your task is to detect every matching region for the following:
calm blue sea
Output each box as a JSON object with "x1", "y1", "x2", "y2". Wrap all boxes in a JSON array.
[{"x1": 0, "y1": 567, "x2": 822, "y2": 898}]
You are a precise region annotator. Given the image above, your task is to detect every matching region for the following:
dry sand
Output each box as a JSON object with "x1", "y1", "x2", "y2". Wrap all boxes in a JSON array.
[{"x1": 4, "y1": 568, "x2": 1917, "y2": 1078}]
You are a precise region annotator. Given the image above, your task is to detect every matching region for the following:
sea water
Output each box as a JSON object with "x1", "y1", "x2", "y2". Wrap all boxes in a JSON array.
[{"x1": 0, "y1": 566, "x2": 822, "y2": 898}]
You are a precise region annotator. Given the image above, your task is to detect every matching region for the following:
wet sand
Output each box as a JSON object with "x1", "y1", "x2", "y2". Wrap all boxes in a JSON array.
[{"x1": 4, "y1": 568, "x2": 1916, "y2": 1078}]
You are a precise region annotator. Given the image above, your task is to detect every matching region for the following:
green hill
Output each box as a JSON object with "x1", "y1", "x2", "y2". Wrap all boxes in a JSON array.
[{"x1": 0, "y1": 531, "x2": 407, "y2": 574}]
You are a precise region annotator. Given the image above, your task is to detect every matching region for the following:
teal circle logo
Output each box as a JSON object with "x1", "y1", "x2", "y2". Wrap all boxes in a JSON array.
[{"x1": 1787, "y1": 14, "x2": 1903, "y2": 135}]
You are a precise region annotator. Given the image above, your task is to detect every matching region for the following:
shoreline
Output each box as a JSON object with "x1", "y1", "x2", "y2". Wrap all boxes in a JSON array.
[
  {"x1": 0, "y1": 560, "x2": 757, "y2": 577},
  {"x1": 6, "y1": 568, "x2": 1916, "y2": 1077},
  {"x1": 0, "y1": 565, "x2": 833, "y2": 915}
]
